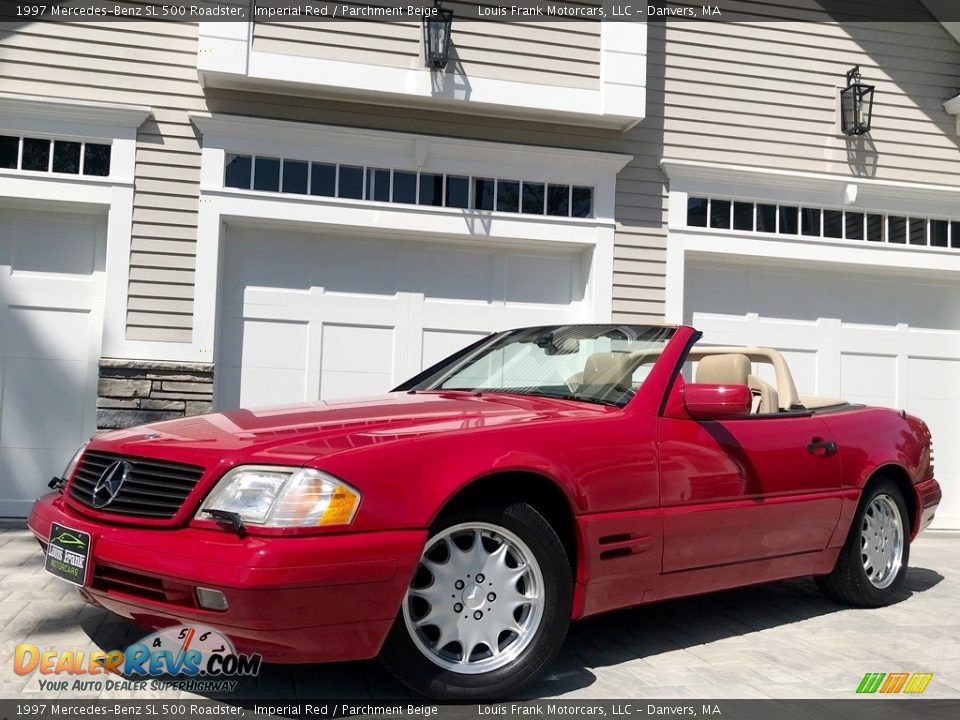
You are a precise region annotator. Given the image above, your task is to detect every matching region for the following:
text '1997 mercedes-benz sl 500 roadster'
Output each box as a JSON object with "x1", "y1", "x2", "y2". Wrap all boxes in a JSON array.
[{"x1": 29, "y1": 324, "x2": 941, "y2": 698}]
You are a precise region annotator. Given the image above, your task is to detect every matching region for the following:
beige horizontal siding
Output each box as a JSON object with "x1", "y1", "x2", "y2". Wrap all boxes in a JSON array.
[
  {"x1": 252, "y1": 1, "x2": 601, "y2": 90},
  {"x1": 660, "y1": 9, "x2": 960, "y2": 186}
]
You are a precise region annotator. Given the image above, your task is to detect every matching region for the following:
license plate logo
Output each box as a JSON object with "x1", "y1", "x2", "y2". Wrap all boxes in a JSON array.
[{"x1": 44, "y1": 522, "x2": 91, "y2": 586}]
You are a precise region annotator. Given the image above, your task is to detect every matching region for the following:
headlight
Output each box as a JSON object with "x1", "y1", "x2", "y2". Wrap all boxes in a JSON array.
[
  {"x1": 62, "y1": 442, "x2": 89, "y2": 482},
  {"x1": 197, "y1": 466, "x2": 361, "y2": 527}
]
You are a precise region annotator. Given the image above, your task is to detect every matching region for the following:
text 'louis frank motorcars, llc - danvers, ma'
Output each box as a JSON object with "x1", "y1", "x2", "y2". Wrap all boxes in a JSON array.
[{"x1": 27, "y1": 324, "x2": 941, "y2": 699}]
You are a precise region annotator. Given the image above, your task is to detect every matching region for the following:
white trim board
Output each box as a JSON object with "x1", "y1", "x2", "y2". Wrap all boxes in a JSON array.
[
  {"x1": 197, "y1": 22, "x2": 645, "y2": 131},
  {"x1": 0, "y1": 93, "x2": 151, "y2": 143}
]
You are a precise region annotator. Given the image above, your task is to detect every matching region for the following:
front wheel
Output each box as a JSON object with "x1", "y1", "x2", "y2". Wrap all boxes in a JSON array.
[
  {"x1": 380, "y1": 502, "x2": 572, "y2": 699},
  {"x1": 816, "y1": 479, "x2": 910, "y2": 606}
]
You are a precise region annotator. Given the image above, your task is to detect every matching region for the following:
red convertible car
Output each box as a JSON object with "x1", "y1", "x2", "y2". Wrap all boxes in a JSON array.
[{"x1": 29, "y1": 324, "x2": 941, "y2": 698}]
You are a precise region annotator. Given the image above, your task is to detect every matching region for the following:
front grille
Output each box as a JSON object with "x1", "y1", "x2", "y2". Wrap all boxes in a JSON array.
[
  {"x1": 92, "y1": 563, "x2": 196, "y2": 607},
  {"x1": 68, "y1": 450, "x2": 205, "y2": 519}
]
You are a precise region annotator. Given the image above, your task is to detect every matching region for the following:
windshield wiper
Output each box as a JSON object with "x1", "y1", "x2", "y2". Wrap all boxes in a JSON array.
[{"x1": 533, "y1": 391, "x2": 620, "y2": 407}]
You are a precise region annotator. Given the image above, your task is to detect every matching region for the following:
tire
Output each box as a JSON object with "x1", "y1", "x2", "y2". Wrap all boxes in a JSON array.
[
  {"x1": 815, "y1": 478, "x2": 910, "y2": 607},
  {"x1": 380, "y1": 501, "x2": 572, "y2": 700}
]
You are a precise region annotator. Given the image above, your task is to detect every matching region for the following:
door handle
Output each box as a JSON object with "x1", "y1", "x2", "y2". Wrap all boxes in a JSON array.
[{"x1": 807, "y1": 438, "x2": 837, "y2": 455}]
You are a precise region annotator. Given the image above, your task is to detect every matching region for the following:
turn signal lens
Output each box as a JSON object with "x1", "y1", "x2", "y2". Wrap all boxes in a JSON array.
[
  {"x1": 269, "y1": 470, "x2": 361, "y2": 527},
  {"x1": 198, "y1": 466, "x2": 360, "y2": 528}
]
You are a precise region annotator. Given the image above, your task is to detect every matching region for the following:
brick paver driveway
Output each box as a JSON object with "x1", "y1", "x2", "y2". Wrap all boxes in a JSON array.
[{"x1": 1, "y1": 528, "x2": 957, "y2": 700}]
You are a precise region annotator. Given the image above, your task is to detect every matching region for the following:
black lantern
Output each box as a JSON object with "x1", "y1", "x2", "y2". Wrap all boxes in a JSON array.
[
  {"x1": 424, "y1": 1, "x2": 454, "y2": 70},
  {"x1": 840, "y1": 65, "x2": 875, "y2": 136}
]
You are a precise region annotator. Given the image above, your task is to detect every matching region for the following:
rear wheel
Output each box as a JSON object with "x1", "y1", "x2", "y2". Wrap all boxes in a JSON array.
[
  {"x1": 816, "y1": 479, "x2": 910, "y2": 606},
  {"x1": 381, "y1": 502, "x2": 571, "y2": 699}
]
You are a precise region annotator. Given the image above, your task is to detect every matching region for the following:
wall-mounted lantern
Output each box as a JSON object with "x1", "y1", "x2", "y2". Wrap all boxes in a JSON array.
[
  {"x1": 840, "y1": 65, "x2": 875, "y2": 136},
  {"x1": 423, "y1": 1, "x2": 454, "y2": 70}
]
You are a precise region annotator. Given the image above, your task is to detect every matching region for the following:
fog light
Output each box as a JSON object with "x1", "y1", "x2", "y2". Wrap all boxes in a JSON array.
[{"x1": 196, "y1": 587, "x2": 228, "y2": 611}]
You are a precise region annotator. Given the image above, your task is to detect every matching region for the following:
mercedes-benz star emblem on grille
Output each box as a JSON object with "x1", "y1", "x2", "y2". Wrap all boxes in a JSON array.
[{"x1": 91, "y1": 460, "x2": 130, "y2": 508}]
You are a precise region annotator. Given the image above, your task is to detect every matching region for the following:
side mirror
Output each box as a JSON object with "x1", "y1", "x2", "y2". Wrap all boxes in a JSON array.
[{"x1": 682, "y1": 383, "x2": 752, "y2": 419}]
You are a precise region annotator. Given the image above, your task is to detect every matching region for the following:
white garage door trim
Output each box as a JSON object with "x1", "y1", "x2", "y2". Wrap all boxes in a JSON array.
[{"x1": 191, "y1": 115, "x2": 632, "y2": 369}]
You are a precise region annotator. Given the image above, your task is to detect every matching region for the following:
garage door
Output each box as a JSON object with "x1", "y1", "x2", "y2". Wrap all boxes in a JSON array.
[
  {"x1": 216, "y1": 226, "x2": 591, "y2": 408},
  {"x1": 0, "y1": 208, "x2": 105, "y2": 517},
  {"x1": 685, "y1": 258, "x2": 960, "y2": 529}
]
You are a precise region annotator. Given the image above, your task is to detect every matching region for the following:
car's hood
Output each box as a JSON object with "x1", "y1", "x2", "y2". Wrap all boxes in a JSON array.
[{"x1": 92, "y1": 391, "x2": 614, "y2": 467}]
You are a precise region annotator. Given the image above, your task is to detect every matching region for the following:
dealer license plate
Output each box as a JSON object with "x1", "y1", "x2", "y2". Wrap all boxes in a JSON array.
[{"x1": 44, "y1": 522, "x2": 91, "y2": 586}]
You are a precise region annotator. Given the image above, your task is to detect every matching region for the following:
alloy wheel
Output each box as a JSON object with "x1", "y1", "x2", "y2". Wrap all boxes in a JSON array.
[
  {"x1": 860, "y1": 493, "x2": 904, "y2": 589},
  {"x1": 402, "y1": 522, "x2": 545, "y2": 674}
]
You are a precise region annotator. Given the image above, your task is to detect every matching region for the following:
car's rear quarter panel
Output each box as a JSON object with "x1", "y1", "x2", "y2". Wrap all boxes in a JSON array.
[{"x1": 817, "y1": 406, "x2": 933, "y2": 541}]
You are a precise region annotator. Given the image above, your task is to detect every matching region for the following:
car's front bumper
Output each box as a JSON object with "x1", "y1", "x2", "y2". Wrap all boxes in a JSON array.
[{"x1": 28, "y1": 492, "x2": 426, "y2": 663}]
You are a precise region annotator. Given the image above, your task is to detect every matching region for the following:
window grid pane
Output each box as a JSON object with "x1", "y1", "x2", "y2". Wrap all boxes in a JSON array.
[
  {"x1": 310, "y1": 163, "x2": 336, "y2": 197},
  {"x1": 684, "y1": 196, "x2": 960, "y2": 254},
  {"x1": 801, "y1": 208, "x2": 821, "y2": 236},
  {"x1": 22, "y1": 138, "x2": 50, "y2": 172},
  {"x1": 521, "y1": 182, "x2": 545, "y2": 215},
  {"x1": 497, "y1": 180, "x2": 520, "y2": 213},
  {"x1": 687, "y1": 197, "x2": 708, "y2": 227},
  {"x1": 732, "y1": 201, "x2": 753, "y2": 231},
  {"x1": 282, "y1": 160, "x2": 309, "y2": 195},
  {"x1": 445, "y1": 175, "x2": 469, "y2": 209},
  {"x1": 571, "y1": 186, "x2": 593, "y2": 218},
  {"x1": 82, "y1": 143, "x2": 111, "y2": 176},
  {"x1": 209, "y1": 154, "x2": 595, "y2": 219},
  {"x1": 53, "y1": 140, "x2": 81, "y2": 174},
  {"x1": 709, "y1": 199, "x2": 731, "y2": 229},
  {"x1": 548, "y1": 185, "x2": 571, "y2": 217},
  {"x1": 0, "y1": 135, "x2": 18, "y2": 169}
]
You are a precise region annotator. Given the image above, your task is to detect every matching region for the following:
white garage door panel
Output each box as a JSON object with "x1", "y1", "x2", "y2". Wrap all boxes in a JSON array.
[
  {"x1": 0, "y1": 209, "x2": 104, "y2": 517},
  {"x1": 422, "y1": 329, "x2": 489, "y2": 370},
  {"x1": 686, "y1": 260, "x2": 960, "y2": 529},
  {"x1": 320, "y1": 324, "x2": 395, "y2": 401},
  {"x1": 235, "y1": 319, "x2": 309, "y2": 408},
  {"x1": 218, "y1": 227, "x2": 589, "y2": 409},
  {"x1": 840, "y1": 353, "x2": 896, "y2": 408}
]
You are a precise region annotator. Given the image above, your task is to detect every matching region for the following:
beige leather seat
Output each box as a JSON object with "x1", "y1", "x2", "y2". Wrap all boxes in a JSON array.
[
  {"x1": 581, "y1": 352, "x2": 633, "y2": 388},
  {"x1": 694, "y1": 353, "x2": 780, "y2": 414}
]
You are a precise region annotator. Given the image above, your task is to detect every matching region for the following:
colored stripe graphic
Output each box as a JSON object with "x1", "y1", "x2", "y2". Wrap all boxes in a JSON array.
[
  {"x1": 857, "y1": 673, "x2": 885, "y2": 693},
  {"x1": 903, "y1": 673, "x2": 933, "y2": 694},
  {"x1": 880, "y1": 673, "x2": 909, "y2": 693},
  {"x1": 857, "y1": 672, "x2": 933, "y2": 694}
]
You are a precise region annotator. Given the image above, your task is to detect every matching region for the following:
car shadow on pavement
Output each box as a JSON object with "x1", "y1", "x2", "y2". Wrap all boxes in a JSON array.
[{"x1": 73, "y1": 565, "x2": 943, "y2": 703}]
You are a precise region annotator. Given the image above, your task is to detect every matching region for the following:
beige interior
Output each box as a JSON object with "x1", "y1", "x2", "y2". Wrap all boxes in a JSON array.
[
  {"x1": 571, "y1": 345, "x2": 848, "y2": 414},
  {"x1": 581, "y1": 352, "x2": 635, "y2": 387},
  {"x1": 693, "y1": 353, "x2": 780, "y2": 414}
]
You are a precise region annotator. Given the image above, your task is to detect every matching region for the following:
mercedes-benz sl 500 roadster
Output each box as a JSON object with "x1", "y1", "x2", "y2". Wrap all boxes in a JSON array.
[{"x1": 29, "y1": 324, "x2": 941, "y2": 698}]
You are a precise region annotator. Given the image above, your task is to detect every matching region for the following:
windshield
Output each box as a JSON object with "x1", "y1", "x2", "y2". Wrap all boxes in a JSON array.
[{"x1": 408, "y1": 325, "x2": 675, "y2": 407}]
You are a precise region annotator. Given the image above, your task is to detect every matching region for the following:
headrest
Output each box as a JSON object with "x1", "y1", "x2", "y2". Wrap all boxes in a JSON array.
[
  {"x1": 583, "y1": 352, "x2": 631, "y2": 386},
  {"x1": 695, "y1": 353, "x2": 750, "y2": 386}
]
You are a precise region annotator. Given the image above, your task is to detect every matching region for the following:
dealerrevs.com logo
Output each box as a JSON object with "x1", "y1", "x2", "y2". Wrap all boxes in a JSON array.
[
  {"x1": 857, "y1": 672, "x2": 934, "y2": 694},
  {"x1": 14, "y1": 625, "x2": 261, "y2": 694}
]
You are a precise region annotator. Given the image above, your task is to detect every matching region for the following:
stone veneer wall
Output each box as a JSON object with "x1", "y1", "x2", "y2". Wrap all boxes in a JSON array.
[{"x1": 97, "y1": 359, "x2": 214, "y2": 430}]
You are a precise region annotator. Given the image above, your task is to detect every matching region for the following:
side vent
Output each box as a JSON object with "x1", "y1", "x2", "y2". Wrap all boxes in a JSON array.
[{"x1": 598, "y1": 532, "x2": 653, "y2": 560}]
